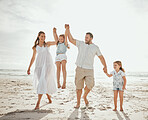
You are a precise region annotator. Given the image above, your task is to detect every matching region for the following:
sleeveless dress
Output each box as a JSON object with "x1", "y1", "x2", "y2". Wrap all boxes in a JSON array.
[{"x1": 33, "y1": 45, "x2": 57, "y2": 94}]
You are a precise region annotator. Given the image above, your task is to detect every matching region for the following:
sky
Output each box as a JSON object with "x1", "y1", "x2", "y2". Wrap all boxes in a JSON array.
[{"x1": 0, "y1": 0, "x2": 148, "y2": 72}]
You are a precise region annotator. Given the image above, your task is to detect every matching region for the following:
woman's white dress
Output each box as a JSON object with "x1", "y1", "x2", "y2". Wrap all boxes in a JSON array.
[{"x1": 33, "y1": 45, "x2": 57, "y2": 94}]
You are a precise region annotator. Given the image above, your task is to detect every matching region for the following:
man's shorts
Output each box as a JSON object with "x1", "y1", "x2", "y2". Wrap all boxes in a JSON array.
[{"x1": 75, "y1": 66, "x2": 94, "y2": 90}]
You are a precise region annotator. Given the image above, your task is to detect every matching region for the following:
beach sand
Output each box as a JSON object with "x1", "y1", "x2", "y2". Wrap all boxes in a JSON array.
[{"x1": 0, "y1": 75, "x2": 148, "y2": 120}]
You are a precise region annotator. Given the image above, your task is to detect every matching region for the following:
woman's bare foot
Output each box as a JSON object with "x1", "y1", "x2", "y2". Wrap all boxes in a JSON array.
[
  {"x1": 47, "y1": 95, "x2": 52, "y2": 103},
  {"x1": 83, "y1": 96, "x2": 89, "y2": 106},
  {"x1": 74, "y1": 104, "x2": 80, "y2": 109},
  {"x1": 113, "y1": 108, "x2": 117, "y2": 111},
  {"x1": 35, "y1": 106, "x2": 39, "y2": 110},
  {"x1": 35, "y1": 102, "x2": 40, "y2": 110}
]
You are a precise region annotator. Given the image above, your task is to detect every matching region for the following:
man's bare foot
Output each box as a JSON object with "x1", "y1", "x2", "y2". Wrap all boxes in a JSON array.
[
  {"x1": 74, "y1": 104, "x2": 80, "y2": 109},
  {"x1": 83, "y1": 96, "x2": 89, "y2": 106},
  {"x1": 113, "y1": 108, "x2": 117, "y2": 111}
]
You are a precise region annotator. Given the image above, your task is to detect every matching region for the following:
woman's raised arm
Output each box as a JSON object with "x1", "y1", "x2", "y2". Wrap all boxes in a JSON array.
[
  {"x1": 46, "y1": 41, "x2": 56, "y2": 47},
  {"x1": 53, "y1": 27, "x2": 58, "y2": 44}
]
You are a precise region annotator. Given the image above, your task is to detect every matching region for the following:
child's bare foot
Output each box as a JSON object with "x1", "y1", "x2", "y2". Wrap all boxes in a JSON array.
[
  {"x1": 62, "y1": 84, "x2": 66, "y2": 89},
  {"x1": 113, "y1": 108, "x2": 117, "y2": 111},
  {"x1": 58, "y1": 84, "x2": 61, "y2": 88},
  {"x1": 120, "y1": 107, "x2": 123, "y2": 111},
  {"x1": 83, "y1": 96, "x2": 89, "y2": 106},
  {"x1": 74, "y1": 104, "x2": 80, "y2": 109}
]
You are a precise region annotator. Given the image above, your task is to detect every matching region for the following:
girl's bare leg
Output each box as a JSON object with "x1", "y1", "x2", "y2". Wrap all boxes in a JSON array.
[
  {"x1": 56, "y1": 61, "x2": 61, "y2": 88},
  {"x1": 113, "y1": 90, "x2": 118, "y2": 111},
  {"x1": 46, "y1": 94, "x2": 52, "y2": 103},
  {"x1": 61, "y1": 60, "x2": 67, "y2": 89},
  {"x1": 119, "y1": 91, "x2": 124, "y2": 111},
  {"x1": 35, "y1": 94, "x2": 43, "y2": 110}
]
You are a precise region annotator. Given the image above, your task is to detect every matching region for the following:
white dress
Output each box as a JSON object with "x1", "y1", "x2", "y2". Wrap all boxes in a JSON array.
[{"x1": 33, "y1": 45, "x2": 57, "y2": 94}]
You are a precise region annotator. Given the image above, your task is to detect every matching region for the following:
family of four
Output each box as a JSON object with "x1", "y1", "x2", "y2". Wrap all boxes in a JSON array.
[{"x1": 27, "y1": 24, "x2": 127, "y2": 111}]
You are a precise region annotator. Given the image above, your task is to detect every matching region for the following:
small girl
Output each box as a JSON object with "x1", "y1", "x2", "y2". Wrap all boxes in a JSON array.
[
  {"x1": 53, "y1": 27, "x2": 69, "y2": 89},
  {"x1": 27, "y1": 31, "x2": 57, "y2": 110},
  {"x1": 105, "y1": 61, "x2": 127, "y2": 111}
]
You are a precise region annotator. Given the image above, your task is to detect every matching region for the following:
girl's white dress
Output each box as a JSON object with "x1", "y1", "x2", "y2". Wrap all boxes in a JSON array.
[{"x1": 33, "y1": 45, "x2": 57, "y2": 94}]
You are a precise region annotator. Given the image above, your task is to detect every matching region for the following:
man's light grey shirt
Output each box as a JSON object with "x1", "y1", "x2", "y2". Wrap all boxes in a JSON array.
[{"x1": 75, "y1": 40, "x2": 102, "y2": 69}]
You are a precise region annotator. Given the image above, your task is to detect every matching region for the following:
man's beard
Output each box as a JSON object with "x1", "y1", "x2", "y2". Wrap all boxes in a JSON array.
[{"x1": 85, "y1": 40, "x2": 91, "y2": 44}]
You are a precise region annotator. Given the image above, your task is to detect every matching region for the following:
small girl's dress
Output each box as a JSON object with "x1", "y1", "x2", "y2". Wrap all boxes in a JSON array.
[
  {"x1": 33, "y1": 45, "x2": 57, "y2": 94},
  {"x1": 110, "y1": 70, "x2": 126, "y2": 91}
]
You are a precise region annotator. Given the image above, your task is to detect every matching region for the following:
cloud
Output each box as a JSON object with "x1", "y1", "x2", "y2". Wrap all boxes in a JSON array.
[
  {"x1": 127, "y1": 0, "x2": 148, "y2": 13},
  {"x1": 0, "y1": 0, "x2": 148, "y2": 71},
  {"x1": 0, "y1": 0, "x2": 58, "y2": 32}
]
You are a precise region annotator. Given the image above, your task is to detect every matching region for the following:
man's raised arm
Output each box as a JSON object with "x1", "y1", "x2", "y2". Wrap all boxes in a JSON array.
[{"x1": 65, "y1": 24, "x2": 76, "y2": 46}]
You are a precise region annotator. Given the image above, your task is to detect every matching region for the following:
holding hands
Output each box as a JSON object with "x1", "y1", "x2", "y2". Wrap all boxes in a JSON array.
[
  {"x1": 65, "y1": 24, "x2": 69, "y2": 29},
  {"x1": 122, "y1": 86, "x2": 126, "y2": 90},
  {"x1": 103, "y1": 66, "x2": 107, "y2": 73},
  {"x1": 53, "y1": 27, "x2": 57, "y2": 33}
]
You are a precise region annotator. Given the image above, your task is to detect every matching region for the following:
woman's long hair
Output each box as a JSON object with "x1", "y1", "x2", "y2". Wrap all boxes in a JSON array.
[
  {"x1": 32, "y1": 31, "x2": 46, "y2": 49},
  {"x1": 114, "y1": 61, "x2": 125, "y2": 72}
]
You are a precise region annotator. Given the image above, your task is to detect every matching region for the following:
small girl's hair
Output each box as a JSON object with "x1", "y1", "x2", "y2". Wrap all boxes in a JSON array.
[
  {"x1": 114, "y1": 61, "x2": 125, "y2": 72},
  {"x1": 56, "y1": 34, "x2": 65, "y2": 45},
  {"x1": 32, "y1": 31, "x2": 46, "y2": 49}
]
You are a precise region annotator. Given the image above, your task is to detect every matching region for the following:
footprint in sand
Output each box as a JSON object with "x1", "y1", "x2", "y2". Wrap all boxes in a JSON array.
[
  {"x1": 8, "y1": 106, "x2": 13, "y2": 108},
  {"x1": 64, "y1": 100, "x2": 69, "y2": 103},
  {"x1": 24, "y1": 89, "x2": 32, "y2": 91},
  {"x1": 60, "y1": 103, "x2": 64, "y2": 105},
  {"x1": 106, "y1": 106, "x2": 112, "y2": 109},
  {"x1": 29, "y1": 95, "x2": 34, "y2": 97},
  {"x1": 97, "y1": 105, "x2": 107, "y2": 111},
  {"x1": 25, "y1": 99, "x2": 30, "y2": 100}
]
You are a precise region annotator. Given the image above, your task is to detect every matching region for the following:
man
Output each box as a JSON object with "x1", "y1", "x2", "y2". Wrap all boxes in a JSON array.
[{"x1": 65, "y1": 24, "x2": 107, "y2": 108}]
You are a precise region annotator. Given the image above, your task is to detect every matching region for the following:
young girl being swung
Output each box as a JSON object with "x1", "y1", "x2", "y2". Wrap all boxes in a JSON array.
[{"x1": 53, "y1": 27, "x2": 69, "y2": 89}]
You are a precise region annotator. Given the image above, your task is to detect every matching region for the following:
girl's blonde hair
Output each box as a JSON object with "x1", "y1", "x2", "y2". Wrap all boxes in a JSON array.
[
  {"x1": 32, "y1": 31, "x2": 46, "y2": 49},
  {"x1": 114, "y1": 61, "x2": 125, "y2": 72}
]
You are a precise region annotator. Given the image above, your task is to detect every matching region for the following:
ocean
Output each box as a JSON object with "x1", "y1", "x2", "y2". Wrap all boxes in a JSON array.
[{"x1": 0, "y1": 68, "x2": 148, "y2": 83}]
